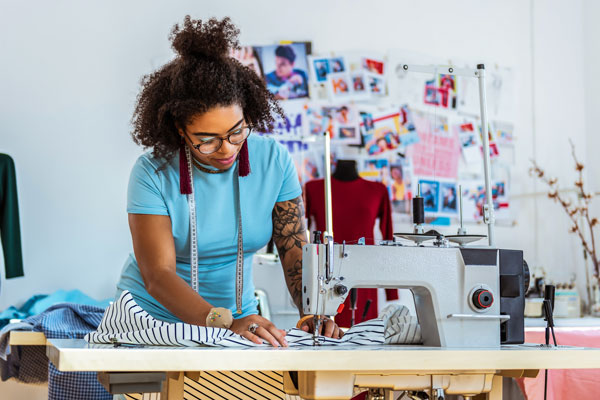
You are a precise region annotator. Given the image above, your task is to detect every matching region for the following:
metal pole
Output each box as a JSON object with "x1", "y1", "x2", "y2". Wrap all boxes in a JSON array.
[
  {"x1": 323, "y1": 131, "x2": 333, "y2": 238},
  {"x1": 477, "y1": 64, "x2": 496, "y2": 247}
]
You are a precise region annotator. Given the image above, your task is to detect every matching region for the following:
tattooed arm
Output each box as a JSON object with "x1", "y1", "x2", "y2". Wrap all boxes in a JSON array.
[{"x1": 272, "y1": 195, "x2": 308, "y2": 316}]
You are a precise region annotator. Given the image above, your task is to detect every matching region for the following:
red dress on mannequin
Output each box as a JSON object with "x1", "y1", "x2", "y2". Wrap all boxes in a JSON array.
[{"x1": 304, "y1": 174, "x2": 398, "y2": 327}]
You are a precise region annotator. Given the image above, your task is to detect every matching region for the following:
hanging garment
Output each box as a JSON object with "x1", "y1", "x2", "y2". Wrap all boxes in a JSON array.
[
  {"x1": 85, "y1": 291, "x2": 421, "y2": 346},
  {"x1": 304, "y1": 177, "x2": 398, "y2": 326},
  {"x1": 0, "y1": 154, "x2": 24, "y2": 280}
]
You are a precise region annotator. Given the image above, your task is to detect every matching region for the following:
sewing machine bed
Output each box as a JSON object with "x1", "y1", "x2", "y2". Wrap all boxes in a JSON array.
[{"x1": 47, "y1": 339, "x2": 600, "y2": 372}]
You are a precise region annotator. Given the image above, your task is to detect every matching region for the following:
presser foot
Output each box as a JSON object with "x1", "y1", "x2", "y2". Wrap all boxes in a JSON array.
[{"x1": 312, "y1": 316, "x2": 323, "y2": 346}]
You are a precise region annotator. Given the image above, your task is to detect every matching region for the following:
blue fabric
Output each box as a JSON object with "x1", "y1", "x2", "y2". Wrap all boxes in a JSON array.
[
  {"x1": 0, "y1": 289, "x2": 110, "y2": 329},
  {"x1": 0, "y1": 302, "x2": 110, "y2": 399},
  {"x1": 0, "y1": 321, "x2": 46, "y2": 383},
  {"x1": 26, "y1": 303, "x2": 111, "y2": 400},
  {"x1": 117, "y1": 134, "x2": 302, "y2": 322},
  {"x1": 0, "y1": 294, "x2": 47, "y2": 329}
]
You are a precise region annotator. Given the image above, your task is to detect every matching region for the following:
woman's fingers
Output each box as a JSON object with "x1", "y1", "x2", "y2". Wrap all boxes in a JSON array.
[
  {"x1": 266, "y1": 325, "x2": 288, "y2": 347},
  {"x1": 299, "y1": 318, "x2": 343, "y2": 338},
  {"x1": 255, "y1": 326, "x2": 282, "y2": 347},
  {"x1": 323, "y1": 319, "x2": 335, "y2": 338},
  {"x1": 241, "y1": 331, "x2": 263, "y2": 345}
]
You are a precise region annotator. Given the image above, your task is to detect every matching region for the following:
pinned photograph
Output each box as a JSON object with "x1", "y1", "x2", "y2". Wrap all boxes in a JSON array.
[
  {"x1": 438, "y1": 74, "x2": 456, "y2": 92},
  {"x1": 331, "y1": 104, "x2": 361, "y2": 145},
  {"x1": 398, "y1": 105, "x2": 419, "y2": 146},
  {"x1": 424, "y1": 74, "x2": 457, "y2": 109},
  {"x1": 363, "y1": 110, "x2": 401, "y2": 155},
  {"x1": 493, "y1": 121, "x2": 515, "y2": 146},
  {"x1": 330, "y1": 57, "x2": 346, "y2": 73},
  {"x1": 390, "y1": 159, "x2": 413, "y2": 214},
  {"x1": 361, "y1": 158, "x2": 390, "y2": 185},
  {"x1": 327, "y1": 72, "x2": 353, "y2": 99},
  {"x1": 456, "y1": 122, "x2": 482, "y2": 164},
  {"x1": 305, "y1": 104, "x2": 333, "y2": 136},
  {"x1": 362, "y1": 57, "x2": 385, "y2": 75},
  {"x1": 461, "y1": 180, "x2": 510, "y2": 222},
  {"x1": 419, "y1": 179, "x2": 440, "y2": 213},
  {"x1": 479, "y1": 122, "x2": 500, "y2": 158},
  {"x1": 256, "y1": 43, "x2": 310, "y2": 100},
  {"x1": 360, "y1": 111, "x2": 375, "y2": 136},
  {"x1": 424, "y1": 79, "x2": 440, "y2": 106},
  {"x1": 291, "y1": 142, "x2": 323, "y2": 185},
  {"x1": 440, "y1": 182, "x2": 458, "y2": 214},
  {"x1": 310, "y1": 57, "x2": 330, "y2": 82},
  {"x1": 351, "y1": 73, "x2": 366, "y2": 92},
  {"x1": 367, "y1": 73, "x2": 386, "y2": 96},
  {"x1": 229, "y1": 46, "x2": 262, "y2": 77},
  {"x1": 350, "y1": 72, "x2": 370, "y2": 101}
]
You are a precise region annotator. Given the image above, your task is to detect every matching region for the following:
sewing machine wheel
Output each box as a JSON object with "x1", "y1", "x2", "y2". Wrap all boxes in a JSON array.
[
  {"x1": 446, "y1": 234, "x2": 487, "y2": 246},
  {"x1": 394, "y1": 233, "x2": 437, "y2": 245}
]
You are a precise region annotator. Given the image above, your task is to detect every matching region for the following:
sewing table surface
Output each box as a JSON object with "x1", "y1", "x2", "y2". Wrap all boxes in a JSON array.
[{"x1": 47, "y1": 339, "x2": 600, "y2": 372}]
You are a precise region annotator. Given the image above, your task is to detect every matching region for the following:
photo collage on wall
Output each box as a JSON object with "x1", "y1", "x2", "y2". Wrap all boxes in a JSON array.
[{"x1": 231, "y1": 42, "x2": 515, "y2": 224}]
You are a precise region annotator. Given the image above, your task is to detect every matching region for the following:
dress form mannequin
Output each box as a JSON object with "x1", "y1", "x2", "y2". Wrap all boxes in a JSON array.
[
  {"x1": 305, "y1": 159, "x2": 398, "y2": 327},
  {"x1": 332, "y1": 160, "x2": 359, "y2": 181}
]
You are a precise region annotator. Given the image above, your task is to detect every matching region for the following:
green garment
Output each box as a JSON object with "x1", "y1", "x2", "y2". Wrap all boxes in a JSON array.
[{"x1": 0, "y1": 154, "x2": 24, "y2": 278}]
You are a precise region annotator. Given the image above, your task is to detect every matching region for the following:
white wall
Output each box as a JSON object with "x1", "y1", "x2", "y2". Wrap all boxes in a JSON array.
[
  {"x1": 585, "y1": 0, "x2": 600, "y2": 186},
  {"x1": 0, "y1": 0, "x2": 595, "y2": 311}
]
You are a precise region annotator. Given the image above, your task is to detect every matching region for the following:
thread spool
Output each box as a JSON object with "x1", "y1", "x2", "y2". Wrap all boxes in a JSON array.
[{"x1": 413, "y1": 196, "x2": 425, "y2": 225}]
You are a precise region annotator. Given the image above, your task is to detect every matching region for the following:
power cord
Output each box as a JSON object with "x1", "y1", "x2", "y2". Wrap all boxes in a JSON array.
[{"x1": 543, "y1": 285, "x2": 557, "y2": 400}]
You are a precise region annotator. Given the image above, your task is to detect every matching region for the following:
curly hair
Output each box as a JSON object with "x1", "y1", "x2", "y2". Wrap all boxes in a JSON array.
[{"x1": 131, "y1": 16, "x2": 283, "y2": 160}]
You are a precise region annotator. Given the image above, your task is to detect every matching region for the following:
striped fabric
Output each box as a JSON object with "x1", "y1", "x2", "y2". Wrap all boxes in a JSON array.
[
  {"x1": 380, "y1": 304, "x2": 422, "y2": 344},
  {"x1": 85, "y1": 291, "x2": 388, "y2": 347},
  {"x1": 92, "y1": 292, "x2": 421, "y2": 400}
]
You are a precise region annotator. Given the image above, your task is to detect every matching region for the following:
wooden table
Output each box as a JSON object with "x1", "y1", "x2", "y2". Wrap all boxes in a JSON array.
[{"x1": 45, "y1": 339, "x2": 600, "y2": 400}]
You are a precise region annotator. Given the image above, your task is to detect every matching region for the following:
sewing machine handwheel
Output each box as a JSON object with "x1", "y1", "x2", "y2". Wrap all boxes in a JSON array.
[{"x1": 473, "y1": 289, "x2": 493, "y2": 309}]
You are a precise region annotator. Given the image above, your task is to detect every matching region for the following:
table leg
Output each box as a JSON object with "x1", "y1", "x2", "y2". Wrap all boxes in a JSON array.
[{"x1": 160, "y1": 371, "x2": 184, "y2": 400}]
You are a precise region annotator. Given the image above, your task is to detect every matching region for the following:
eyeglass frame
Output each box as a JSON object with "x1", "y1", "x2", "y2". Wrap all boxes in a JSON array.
[{"x1": 182, "y1": 122, "x2": 253, "y2": 155}]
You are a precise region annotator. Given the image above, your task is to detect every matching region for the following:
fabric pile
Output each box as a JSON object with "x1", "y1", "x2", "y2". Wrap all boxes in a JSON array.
[
  {"x1": 86, "y1": 290, "x2": 422, "y2": 347},
  {"x1": 0, "y1": 302, "x2": 111, "y2": 400}
]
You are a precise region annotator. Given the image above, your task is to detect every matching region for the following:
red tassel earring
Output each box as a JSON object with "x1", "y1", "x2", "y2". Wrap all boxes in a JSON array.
[
  {"x1": 179, "y1": 141, "x2": 192, "y2": 194},
  {"x1": 238, "y1": 140, "x2": 251, "y2": 177}
]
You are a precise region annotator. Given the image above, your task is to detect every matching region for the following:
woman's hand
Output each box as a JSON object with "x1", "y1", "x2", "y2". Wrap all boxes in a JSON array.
[
  {"x1": 299, "y1": 316, "x2": 344, "y2": 339},
  {"x1": 230, "y1": 315, "x2": 288, "y2": 347}
]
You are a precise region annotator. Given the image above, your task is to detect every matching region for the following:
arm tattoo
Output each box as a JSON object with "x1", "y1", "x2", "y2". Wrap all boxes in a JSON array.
[{"x1": 272, "y1": 196, "x2": 307, "y2": 313}]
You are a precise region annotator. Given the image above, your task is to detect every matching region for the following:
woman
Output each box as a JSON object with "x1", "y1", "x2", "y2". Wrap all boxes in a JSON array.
[{"x1": 116, "y1": 16, "x2": 342, "y2": 347}]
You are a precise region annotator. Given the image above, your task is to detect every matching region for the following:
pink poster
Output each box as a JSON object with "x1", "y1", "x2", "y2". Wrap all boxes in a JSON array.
[{"x1": 407, "y1": 113, "x2": 460, "y2": 179}]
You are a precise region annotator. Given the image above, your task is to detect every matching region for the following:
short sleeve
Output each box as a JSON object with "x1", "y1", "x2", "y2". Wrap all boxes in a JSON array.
[
  {"x1": 127, "y1": 156, "x2": 169, "y2": 215},
  {"x1": 275, "y1": 142, "x2": 302, "y2": 202}
]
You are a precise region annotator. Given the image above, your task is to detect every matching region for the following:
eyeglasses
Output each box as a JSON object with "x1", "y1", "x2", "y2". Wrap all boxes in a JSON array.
[{"x1": 184, "y1": 125, "x2": 252, "y2": 155}]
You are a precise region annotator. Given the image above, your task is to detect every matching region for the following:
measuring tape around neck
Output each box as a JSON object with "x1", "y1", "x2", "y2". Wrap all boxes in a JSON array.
[{"x1": 184, "y1": 146, "x2": 244, "y2": 316}]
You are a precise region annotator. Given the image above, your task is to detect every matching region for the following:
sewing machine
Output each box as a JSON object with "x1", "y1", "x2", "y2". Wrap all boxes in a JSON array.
[{"x1": 303, "y1": 237, "x2": 528, "y2": 347}]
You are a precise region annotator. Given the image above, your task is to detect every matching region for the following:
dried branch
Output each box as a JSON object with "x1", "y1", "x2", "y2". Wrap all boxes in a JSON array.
[{"x1": 530, "y1": 145, "x2": 599, "y2": 279}]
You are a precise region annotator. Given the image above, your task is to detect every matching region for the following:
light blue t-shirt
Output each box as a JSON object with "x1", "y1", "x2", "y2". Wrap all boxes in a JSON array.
[{"x1": 116, "y1": 134, "x2": 302, "y2": 323}]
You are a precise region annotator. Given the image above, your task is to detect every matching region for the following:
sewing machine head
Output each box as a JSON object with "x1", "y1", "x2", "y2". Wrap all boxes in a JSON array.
[{"x1": 302, "y1": 235, "x2": 529, "y2": 347}]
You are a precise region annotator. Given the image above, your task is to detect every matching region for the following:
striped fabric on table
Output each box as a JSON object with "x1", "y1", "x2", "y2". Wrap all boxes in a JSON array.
[
  {"x1": 85, "y1": 291, "x2": 391, "y2": 347},
  {"x1": 98, "y1": 291, "x2": 421, "y2": 400}
]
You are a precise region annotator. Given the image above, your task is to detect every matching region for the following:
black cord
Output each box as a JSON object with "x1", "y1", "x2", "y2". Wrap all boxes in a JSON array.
[{"x1": 543, "y1": 293, "x2": 558, "y2": 400}]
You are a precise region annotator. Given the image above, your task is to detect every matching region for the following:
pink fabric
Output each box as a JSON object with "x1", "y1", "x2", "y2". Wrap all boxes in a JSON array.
[{"x1": 519, "y1": 327, "x2": 600, "y2": 400}]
